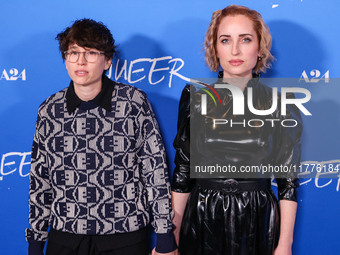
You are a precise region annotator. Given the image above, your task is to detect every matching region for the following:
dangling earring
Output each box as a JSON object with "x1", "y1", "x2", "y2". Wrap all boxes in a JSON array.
[{"x1": 258, "y1": 56, "x2": 262, "y2": 61}]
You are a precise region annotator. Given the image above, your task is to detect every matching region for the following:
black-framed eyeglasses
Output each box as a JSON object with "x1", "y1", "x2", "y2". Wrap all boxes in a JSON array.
[{"x1": 64, "y1": 50, "x2": 105, "y2": 63}]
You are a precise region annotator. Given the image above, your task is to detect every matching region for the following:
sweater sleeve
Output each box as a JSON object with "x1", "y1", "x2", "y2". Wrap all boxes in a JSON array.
[
  {"x1": 135, "y1": 92, "x2": 177, "y2": 253},
  {"x1": 25, "y1": 111, "x2": 53, "y2": 254}
]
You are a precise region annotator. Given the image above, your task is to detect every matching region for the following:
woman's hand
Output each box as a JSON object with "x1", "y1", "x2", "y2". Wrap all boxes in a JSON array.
[
  {"x1": 273, "y1": 243, "x2": 292, "y2": 255},
  {"x1": 171, "y1": 191, "x2": 190, "y2": 246},
  {"x1": 274, "y1": 200, "x2": 297, "y2": 255},
  {"x1": 151, "y1": 247, "x2": 179, "y2": 255}
]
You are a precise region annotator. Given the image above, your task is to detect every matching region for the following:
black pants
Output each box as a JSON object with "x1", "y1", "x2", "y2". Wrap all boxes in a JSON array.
[{"x1": 46, "y1": 228, "x2": 149, "y2": 255}]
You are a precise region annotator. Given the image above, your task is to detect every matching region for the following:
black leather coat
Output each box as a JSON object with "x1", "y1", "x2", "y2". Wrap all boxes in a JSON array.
[{"x1": 171, "y1": 78, "x2": 302, "y2": 255}]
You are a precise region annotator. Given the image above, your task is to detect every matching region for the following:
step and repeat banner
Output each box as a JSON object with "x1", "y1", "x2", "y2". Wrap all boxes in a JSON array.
[{"x1": 1, "y1": 0, "x2": 339, "y2": 254}]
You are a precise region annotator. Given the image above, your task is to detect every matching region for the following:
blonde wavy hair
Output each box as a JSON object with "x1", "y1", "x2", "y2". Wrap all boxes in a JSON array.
[{"x1": 204, "y1": 5, "x2": 274, "y2": 74}]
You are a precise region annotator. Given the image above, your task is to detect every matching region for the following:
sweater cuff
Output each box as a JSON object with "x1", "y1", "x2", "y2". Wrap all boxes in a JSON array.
[
  {"x1": 28, "y1": 240, "x2": 45, "y2": 255},
  {"x1": 155, "y1": 232, "x2": 177, "y2": 253}
]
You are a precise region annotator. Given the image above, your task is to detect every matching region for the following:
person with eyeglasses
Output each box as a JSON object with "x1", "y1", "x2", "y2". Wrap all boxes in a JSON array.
[{"x1": 25, "y1": 18, "x2": 178, "y2": 255}]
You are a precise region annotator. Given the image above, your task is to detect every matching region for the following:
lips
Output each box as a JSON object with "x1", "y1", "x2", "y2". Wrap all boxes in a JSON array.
[
  {"x1": 228, "y1": 60, "x2": 244, "y2": 66},
  {"x1": 75, "y1": 70, "x2": 88, "y2": 76}
]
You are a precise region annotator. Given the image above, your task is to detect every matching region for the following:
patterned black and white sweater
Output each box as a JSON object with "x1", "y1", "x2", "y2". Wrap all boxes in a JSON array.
[{"x1": 26, "y1": 75, "x2": 175, "y2": 251}]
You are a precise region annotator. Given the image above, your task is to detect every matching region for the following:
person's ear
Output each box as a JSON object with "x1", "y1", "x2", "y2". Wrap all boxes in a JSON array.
[{"x1": 104, "y1": 58, "x2": 112, "y2": 71}]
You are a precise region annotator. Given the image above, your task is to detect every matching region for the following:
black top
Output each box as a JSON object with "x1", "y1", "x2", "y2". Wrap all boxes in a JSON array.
[
  {"x1": 171, "y1": 78, "x2": 302, "y2": 201},
  {"x1": 66, "y1": 74, "x2": 114, "y2": 114}
]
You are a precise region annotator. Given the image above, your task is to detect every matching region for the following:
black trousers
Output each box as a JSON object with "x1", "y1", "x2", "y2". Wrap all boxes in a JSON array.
[{"x1": 46, "y1": 228, "x2": 149, "y2": 255}]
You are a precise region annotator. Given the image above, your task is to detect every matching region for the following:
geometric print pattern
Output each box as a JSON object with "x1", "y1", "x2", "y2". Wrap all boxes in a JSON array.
[{"x1": 26, "y1": 81, "x2": 173, "y2": 242}]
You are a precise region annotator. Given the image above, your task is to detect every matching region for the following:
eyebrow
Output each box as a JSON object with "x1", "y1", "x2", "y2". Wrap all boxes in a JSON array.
[{"x1": 219, "y1": 33, "x2": 254, "y2": 38}]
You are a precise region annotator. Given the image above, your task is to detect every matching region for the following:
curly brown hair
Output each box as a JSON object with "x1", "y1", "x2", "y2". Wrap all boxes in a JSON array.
[
  {"x1": 204, "y1": 5, "x2": 274, "y2": 74},
  {"x1": 56, "y1": 18, "x2": 117, "y2": 61}
]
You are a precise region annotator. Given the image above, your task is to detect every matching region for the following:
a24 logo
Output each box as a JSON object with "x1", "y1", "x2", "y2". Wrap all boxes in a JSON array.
[
  {"x1": 299, "y1": 69, "x2": 329, "y2": 83},
  {"x1": 0, "y1": 68, "x2": 26, "y2": 81}
]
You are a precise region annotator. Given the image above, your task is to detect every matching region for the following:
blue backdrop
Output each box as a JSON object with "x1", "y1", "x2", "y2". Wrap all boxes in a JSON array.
[{"x1": 1, "y1": 0, "x2": 339, "y2": 254}]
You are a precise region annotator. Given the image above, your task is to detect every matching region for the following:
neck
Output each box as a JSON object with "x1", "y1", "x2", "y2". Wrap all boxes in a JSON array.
[
  {"x1": 222, "y1": 71, "x2": 252, "y2": 92},
  {"x1": 74, "y1": 82, "x2": 102, "y2": 101},
  {"x1": 221, "y1": 77, "x2": 250, "y2": 92}
]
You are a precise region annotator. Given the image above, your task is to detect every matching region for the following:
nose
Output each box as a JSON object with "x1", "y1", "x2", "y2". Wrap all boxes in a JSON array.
[
  {"x1": 231, "y1": 42, "x2": 240, "y2": 55},
  {"x1": 77, "y1": 52, "x2": 87, "y2": 65}
]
